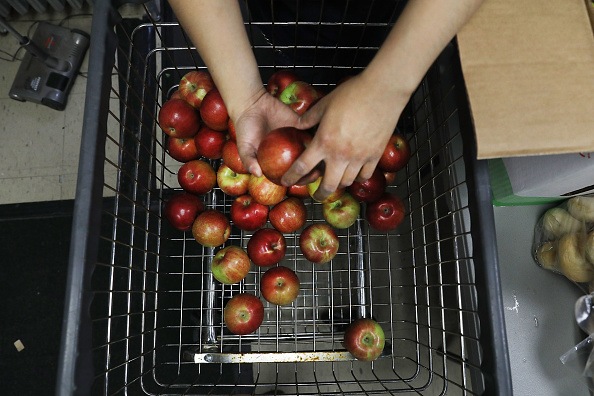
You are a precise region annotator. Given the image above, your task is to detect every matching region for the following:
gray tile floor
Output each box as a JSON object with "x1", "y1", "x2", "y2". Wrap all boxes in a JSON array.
[{"x1": 0, "y1": 4, "x2": 144, "y2": 205}]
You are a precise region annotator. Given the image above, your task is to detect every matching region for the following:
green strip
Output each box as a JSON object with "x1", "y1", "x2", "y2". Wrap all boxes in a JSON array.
[{"x1": 488, "y1": 159, "x2": 565, "y2": 206}]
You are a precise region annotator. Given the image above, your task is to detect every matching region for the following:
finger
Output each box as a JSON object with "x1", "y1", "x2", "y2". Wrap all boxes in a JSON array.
[
  {"x1": 280, "y1": 146, "x2": 324, "y2": 187},
  {"x1": 237, "y1": 144, "x2": 262, "y2": 177},
  {"x1": 314, "y1": 163, "x2": 347, "y2": 202},
  {"x1": 355, "y1": 161, "x2": 378, "y2": 183},
  {"x1": 339, "y1": 163, "x2": 362, "y2": 189},
  {"x1": 294, "y1": 168, "x2": 323, "y2": 186},
  {"x1": 296, "y1": 96, "x2": 328, "y2": 130}
]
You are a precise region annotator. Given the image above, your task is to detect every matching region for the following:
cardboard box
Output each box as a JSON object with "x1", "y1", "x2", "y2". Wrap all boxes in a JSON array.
[
  {"x1": 457, "y1": 0, "x2": 594, "y2": 158},
  {"x1": 457, "y1": 0, "x2": 594, "y2": 204},
  {"x1": 489, "y1": 153, "x2": 594, "y2": 206}
]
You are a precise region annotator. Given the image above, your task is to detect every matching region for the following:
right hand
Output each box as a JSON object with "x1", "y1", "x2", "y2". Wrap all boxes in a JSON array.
[{"x1": 232, "y1": 88, "x2": 301, "y2": 176}]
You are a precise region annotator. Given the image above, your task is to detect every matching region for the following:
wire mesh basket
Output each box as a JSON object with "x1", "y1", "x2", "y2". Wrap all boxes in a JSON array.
[{"x1": 57, "y1": 1, "x2": 511, "y2": 395}]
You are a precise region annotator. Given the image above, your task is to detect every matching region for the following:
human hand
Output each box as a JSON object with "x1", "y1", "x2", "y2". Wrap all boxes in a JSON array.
[
  {"x1": 281, "y1": 74, "x2": 409, "y2": 201},
  {"x1": 232, "y1": 88, "x2": 301, "y2": 176}
]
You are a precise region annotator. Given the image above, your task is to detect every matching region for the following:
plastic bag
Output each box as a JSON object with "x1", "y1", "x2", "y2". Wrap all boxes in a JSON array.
[
  {"x1": 533, "y1": 196, "x2": 594, "y2": 289},
  {"x1": 560, "y1": 292, "x2": 594, "y2": 390}
]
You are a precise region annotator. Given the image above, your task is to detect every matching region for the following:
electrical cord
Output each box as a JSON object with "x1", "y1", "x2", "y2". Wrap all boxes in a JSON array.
[{"x1": 0, "y1": 14, "x2": 92, "y2": 64}]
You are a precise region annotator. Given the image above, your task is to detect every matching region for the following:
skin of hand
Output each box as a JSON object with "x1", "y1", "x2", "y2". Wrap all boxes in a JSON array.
[
  {"x1": 281, "y1": 0, "x2": 484, "y2": 201},
  {"x1": 232, "y1": 88, "x2": 301, "y2": 177},
  {"x1": 169, "y1": 0, "x2": 484, "y2": 201},
  {"x1": 285, "y1": 72, "x2": 408, "y2": 200}
]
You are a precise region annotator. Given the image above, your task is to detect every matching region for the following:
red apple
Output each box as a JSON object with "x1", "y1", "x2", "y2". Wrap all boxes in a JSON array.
[
  {"x1": 248, "y1": 174, "x2": 287, "y2": 206},
  {"x1": 247, "y1": 228, "x2": 287, "y2": 267},
  {"x1": 177, "y1": 159, "x2": 217, "y2": 195},
  {"x1": 158, "y1": 98, "x2": 200, "y2": 138},
  {"x1": 279, "y1": 81, "x2": 322, "y2": 115},
  {"x1": 194, "y1": 125, "x2": 226, "y2": 160},
  {"x1": 230, "y1": 194, "x2": 269, "y2": 231},
  {"x1": 343, "y1": 318, "x2": 385, "y2": 361},
  {"x1": 269, "y1": 197, "x2": 307, "y2": 233},
  {"x1": 267, "y1": 69, "x2": 300, "y2": 97},
  {"x1": 287, "y1": 184, "x2": 310, "y2": 199},
  {"x1": 211, "y1": 245, "x2": 251, "y2": 284},
  {"x1": 200, "y1": 89, "x2": 229, "y2": 131},
  {"x1": 257, "y1": 127, "x2": 312, "y2": 185},
  {"x1": 307, "y1": 177, "x2": 345, "y2": 204},
  {"x1": 192, "y1": 209, "x2": 231, "y2": 248},
  {"x1": 366, "y1": 192, "x2": 406, "y2": 232},
  {"x1": 378, "y1": 133, "x2": 411, "y2": 173},
  {"x1": 347, "y1": 168, "x2": 387, "y2": 203},
  {"x1": 260, "y1": 266, "x2": 300, "y2": 306},
  {"x1": 167, "y1": 136, "x2": 200, "y2": 163},
  {"x1": 163, "y1": 192, "x2": 204, "y2": 231},
  {"x1": 384, "y1": 171, "x2": 397, "y2": 186},
  {"x1": 299, "y1": 223, "x2": 339, "y2": 264},
  {"x1": 217, "y1": 164, "x2": 250, "y2": 197},
  {"x1": 322, "y1": 192, "x2": 360, "y2": 229},
  {"x1": 169, "y1": 89, "x2": 183, "y2": 100},
  {"x1": 222, "y1": 140, "x2": 249, "y2": 174},
  {"x1": 227, "y1": 119, "x2": 237, "y2": 141},
  {"x1": 178, "y1": 70, "x2": 215, "y2": 108},
  {"x1": 224, "y1": 293, "x2": 264, "y2": 335}
]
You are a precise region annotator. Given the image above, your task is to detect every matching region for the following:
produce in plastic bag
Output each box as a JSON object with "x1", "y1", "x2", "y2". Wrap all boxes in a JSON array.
[{"x1": 533, "y1": 196, "x2": 594, "y2": 288}]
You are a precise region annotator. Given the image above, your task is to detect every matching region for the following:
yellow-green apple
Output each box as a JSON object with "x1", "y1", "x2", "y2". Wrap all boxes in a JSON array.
[
  {"x1": 192, "y1": 209, "x2": 231, "y2": 248},
  {"x1": 217, "y1": 164, "x2": 250, "y2": 197},
  {"x1": 247, "y1": 228, "x2": 287, "y2": 267},
  {"x1": 269, "y1": 197, "x2": 307, "y2": 233},
  {"x1": 224, "y1": 293, "x2": 264, "y2": 335},
  {"x1": 248, "y1": 174, "x2": 287, "y2": 206},
  {"x1": 267, "y1": 69, "x2": 300, "y2": 97},
  {"x1": 278, "y1": 81, "x2": 322, "y2": 115},
  {"x1": 260, "y1": 266, "x2": 300, "y2": 306},
  {"x1": 230, "y1": 194, "x2": 269, "y2": 231},
  {"x1": 178, "y1": 70, "x2": 214, "y2": 108},
  {"x1": 307, "y1": 177, "x2": 345, "y2": 204},
  {"x1": 211, "y1": 245, "x2": 251, "y2": 284},
  {"x1": 177, "y1": 159, "x2": 216, "y2": 195},
  {"x1": 299, "y1": 223, "x2": 339, "y2": 264},
  {"x1": 322, "y1": 192, "x2": 360, "y2": 229},
  {"x1": 158, "y1": 98, "x2": 200, "y2": 138},
  {"x1": 343, "y1": 318, "x2": 385, "y2": 361}
]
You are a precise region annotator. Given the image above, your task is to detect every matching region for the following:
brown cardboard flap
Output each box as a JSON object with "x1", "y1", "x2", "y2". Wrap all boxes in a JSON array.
[{"x1": 457, "y1": 0, "x2": 594, "y2": 159}]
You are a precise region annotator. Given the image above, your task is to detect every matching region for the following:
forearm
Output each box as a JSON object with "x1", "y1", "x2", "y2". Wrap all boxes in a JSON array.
[
  {"x1": 362, "y1": 0, "x2": 483, "y2": 100},
  {"x1": 168, "y1": 0, "x2": 263, "y2": 119}
]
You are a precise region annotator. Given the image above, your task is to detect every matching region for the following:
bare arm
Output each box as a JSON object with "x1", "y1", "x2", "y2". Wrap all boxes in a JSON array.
[
  {"x1": 168, "y1": 0, "x2": 261, "y2": 119},
  {"x1": 168, "y1": 0, "x2": 300, "y2": 175},
  {"x1": 283, "y1": 0, "x2": 484, "y2": 200}
]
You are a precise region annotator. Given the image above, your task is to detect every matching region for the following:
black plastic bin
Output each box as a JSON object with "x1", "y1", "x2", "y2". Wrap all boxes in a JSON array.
[{"x1": 57, "y1": 1, "x2": 512, "y2": 395}]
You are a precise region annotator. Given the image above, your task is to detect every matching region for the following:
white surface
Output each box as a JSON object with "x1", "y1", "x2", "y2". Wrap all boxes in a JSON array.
[
  {"x1": 494, "y1": 205, "x2": 590, "y2": 395},
  {"x1": 502, "y1": 154, "x2": 594, "y2": 197}
]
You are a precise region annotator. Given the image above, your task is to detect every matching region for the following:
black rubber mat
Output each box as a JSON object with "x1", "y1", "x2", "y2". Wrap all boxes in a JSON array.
[{"x1": 0, "y1": 200, "x2": 74, "y2": 395}]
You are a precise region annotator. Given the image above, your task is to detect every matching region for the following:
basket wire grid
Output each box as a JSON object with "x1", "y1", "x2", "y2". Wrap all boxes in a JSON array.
[{"x1": 77, "y1": 1, "x2": 506, "y2": 395}]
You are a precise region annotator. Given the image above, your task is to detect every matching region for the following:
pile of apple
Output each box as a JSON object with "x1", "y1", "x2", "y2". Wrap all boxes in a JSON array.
[{"x1": 158, "y1": 69, "x2": 410, "y2": 362}]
